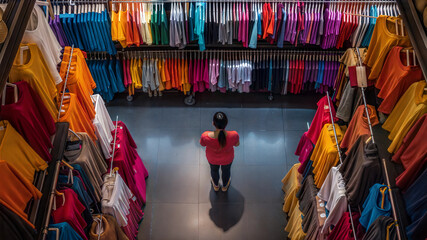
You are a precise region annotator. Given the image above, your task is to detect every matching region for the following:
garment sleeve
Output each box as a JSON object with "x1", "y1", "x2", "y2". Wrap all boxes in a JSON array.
[
  {"x1": 234, "y1": 132, "x2": 240, "y2": 145},
  {"x1": 200, "y1": 134, "x2": 206, "y2": 146}
]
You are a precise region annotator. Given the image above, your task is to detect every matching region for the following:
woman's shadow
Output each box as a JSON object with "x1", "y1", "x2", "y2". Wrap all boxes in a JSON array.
[{"x1": 208, "y1": 186, "x2": 245, "y2": 232}]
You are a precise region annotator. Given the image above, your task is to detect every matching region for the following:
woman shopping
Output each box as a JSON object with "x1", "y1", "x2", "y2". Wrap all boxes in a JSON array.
[{"x1": 200, "y1": 112, "x2": 240, "y2": 192}]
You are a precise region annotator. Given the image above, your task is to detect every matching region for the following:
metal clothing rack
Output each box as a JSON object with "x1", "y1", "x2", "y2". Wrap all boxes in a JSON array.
[
  {"x1": 0, "y1": 0, "x2": 37, "y2": 93},
  {"x1": 58, "y1": 45, "x2": 74, "y2": 120},
  {"x1": 111, "y1": 0, "x2": 397, "y2": 3},
  {"x1": 34, "y1": 122, "x2": 70, "y2": 240},
  {"x1": 359, "y1": 87, "x2": 406, "y2": 240},
  {"x1": 325, "y1": 91, "x2": 359, "y2": 240}
]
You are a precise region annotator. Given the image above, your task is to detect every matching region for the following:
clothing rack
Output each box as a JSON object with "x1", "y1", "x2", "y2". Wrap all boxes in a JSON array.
[
  {"x1": 57, "y1": 45, "x2": 74, "y2": 120},
  {"x1": 0, "y1": 0, "x2": 37, "y2": 93},
  {"x1": 34, "y1": 122, "x2": 70, "y2": 240},
  {"x1": 325, "y1": 91, "x2": 359, "y2": 240},
  {"x1": 109, "y1": 116, "x2": 119, "y2": 177},
  {"x1": 111, "y1": 0, "x2": 397, "y2": 3}
]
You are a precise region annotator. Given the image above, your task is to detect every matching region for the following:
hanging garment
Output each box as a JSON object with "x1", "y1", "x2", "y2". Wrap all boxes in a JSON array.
[
  {"x1": 52, "y1": 188, "x2": 89, "y2": 240},
  {"x1": 363, "y1": 16, "x2": 411, "y2": 80},
  {"x1": 340, "y1": 105, "x2": 379, "y2": 154},
  {"x1": 382, "y1": 81, "x2": 427, "y2": 153},
  {"x1": 311, "y1": 124, "x2": 343, "y2": 188},
  {"x1": 317, "y1": 167, "x2": 348, "y2": 235},
  {"x1": 101, "y1": 173, "x2": 143, "y2": 240},
  {"x1": 362, "y1": 216, "x2": 398, "y2": 240},
  {"x1": 281, "y1": 163, "x2": 302, "y2": 214},
  {"x1": 326, "y1": 212, "x2": 365, "y2": 240},
  {"x1": 23, "y1": 6, "x2": 63, "y2": 85},
  {"x1": 0, "y1": 160, "x2": 42, "y2": 228},
  {"x1": 392, "y1": 114, "x2": 427, "y2": 190},
  {"x1": 89, "y1": 214, "x2": 129, "y2": 240},
  {"x1": 403, "y1": 167, "x2": 427, "y2": 240},
  {"x1": 64, "y1": 132, "x2": 108, "y2": 202},
  {"x1": 359, "y1": 184, "x2": 392, "y2": 230},
  {"x1": 339, "y1": 136, "x2": 382, "y2": 208},
  {"x1": 0, "y1": 203, "x2": 37, "y2": 240},
  {"x1": 91, "y1": 94, "x2": 115, "y2": 159},
  {"x1": 106, "y1": 121, "x2": 148, "y2": 206},
  {"x1": 47, "y1": 222, "x2": 83, "y2": 240},
  {"x1": 306, "y1": 96, "x2": 338, "y2": 145},
  {"x1": 0, "y1": 81, "x2": 55, "y2": 162},
  {"x1": 0, "y1": 121, "x2": 47, "y2": 183},
  {"x1": 376, "y1": 46, "x2": 423, "y2": 114},
  {"x1": 59, "y1": 48, "x2": 97, "y2": 121},
  {"x1": 59, "y1": 93, "x2": 97, "y2": 141},
  {"x1": 9, "y1": 44, "x2": 58, "y2": 119}
]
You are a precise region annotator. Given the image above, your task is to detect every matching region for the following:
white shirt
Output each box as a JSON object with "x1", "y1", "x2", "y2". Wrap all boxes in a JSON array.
[
  {"x1": 317, "y1": 166, "x2": 348, "y2": 234},
  {"x1": 22, "y1": 6, "x2": 63, "y2": 85}
]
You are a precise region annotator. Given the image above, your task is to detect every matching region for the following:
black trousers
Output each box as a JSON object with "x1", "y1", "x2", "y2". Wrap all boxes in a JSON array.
[{"x1": 209, "y1": 163, "x2": 232, "y2": 186}]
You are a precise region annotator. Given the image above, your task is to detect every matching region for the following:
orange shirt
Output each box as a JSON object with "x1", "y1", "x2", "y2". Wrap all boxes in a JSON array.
[
  {"x1": 126, "y1": 9, "x2": 134, "y2": 47},
  {"x1": 376, "y1": 47, "x2": 423, "y2": 114},
  {"x1": 131, "y1": 10, "x2": 140, "y2": 46},
  {"x1": 340, "y1": 105, "x2": 379, "y2": 154},
  {"x1": 111, "y1": 10, "x2": 118, "y2": 41},
  {"x1": 118, "y1": 10, "x2": 128, "y2": 48},
  {"x1": 0, "y1": 160, "x2": 42, "y2": 228},
  {"x1": 158, "y1": 58, "x2": 165, "y2": 91},
  {"x1": 363, "y1": 16, "x2": 411, "y2": 80},
  {"x1": 59, "y1": 51, "x2": 96, "y2": 121},
  {"x1": 59, "y1": 93, "x2": 97, "y2": 141},
  {"x1": 164, "y1": 59, "x2": 172, "y2": 90}
]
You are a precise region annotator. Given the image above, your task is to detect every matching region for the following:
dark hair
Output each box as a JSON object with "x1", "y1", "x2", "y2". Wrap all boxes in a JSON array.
[{"x1": 213, "y1": 112, "x2": 228, "y2": 148}]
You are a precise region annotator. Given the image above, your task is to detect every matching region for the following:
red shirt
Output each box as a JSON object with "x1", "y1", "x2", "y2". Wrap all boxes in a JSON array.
[
  {"x1": 0, "y1": 81, "x2": 55, "y2": 162},
  {"x1": 200, "y1": 131, "x2": 239, "y2": 165}
]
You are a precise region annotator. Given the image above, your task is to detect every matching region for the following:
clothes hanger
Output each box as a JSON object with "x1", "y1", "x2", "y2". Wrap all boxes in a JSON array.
[{"x1": 1, "y1": 82, "x2": 18, "y2": 106}]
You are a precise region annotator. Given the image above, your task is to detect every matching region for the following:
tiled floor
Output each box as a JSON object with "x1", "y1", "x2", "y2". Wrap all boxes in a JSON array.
[{"x1": 107, "y1": 102, "x2": 316, "y2": 240}]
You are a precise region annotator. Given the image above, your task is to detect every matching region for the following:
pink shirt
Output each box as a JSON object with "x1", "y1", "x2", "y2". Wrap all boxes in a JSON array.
[{"x1": 200, "y1": 131, "x2": 239, "y2": 165}]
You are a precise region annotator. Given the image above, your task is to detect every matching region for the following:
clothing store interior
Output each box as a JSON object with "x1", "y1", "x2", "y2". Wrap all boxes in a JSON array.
[{"x1": 1, "y1": 0, "x2": 427, "y2": 239}]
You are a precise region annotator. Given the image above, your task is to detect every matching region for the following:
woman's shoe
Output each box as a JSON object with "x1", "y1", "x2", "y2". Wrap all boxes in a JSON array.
[
  {"x1": 211, "y1": 178, "x2": 220, "y2": 192},
  {"x1": 222, "y1": 178, "x2": 231, "y2": 192}
]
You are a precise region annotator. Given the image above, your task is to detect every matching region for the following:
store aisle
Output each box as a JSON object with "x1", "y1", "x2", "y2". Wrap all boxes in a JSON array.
[{"x1": 107, "y1": 105, "x2": 315, "y2": 240}]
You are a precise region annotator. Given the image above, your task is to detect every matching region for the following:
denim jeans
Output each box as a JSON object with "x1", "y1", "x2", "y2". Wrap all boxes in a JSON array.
[{"x1": 209, "y1": 163, "x2": 232, "y2": 186}]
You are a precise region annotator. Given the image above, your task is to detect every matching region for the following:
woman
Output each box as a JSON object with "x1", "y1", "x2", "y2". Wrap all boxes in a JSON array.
[{"x1": 200, "y1": 112, "x2": 240, "y2": 192}]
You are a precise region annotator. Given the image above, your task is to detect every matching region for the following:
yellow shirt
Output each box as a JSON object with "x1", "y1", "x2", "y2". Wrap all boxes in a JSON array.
[
  {"x1": 118, "y1": 10, "x2": 127, "y2": 48},
  {"x1": 285, "y1": 202, "x2": 306, "y2": 240},
  {"x1": 111, "y1": 10, "x2": 118, "y2": 41},
  {"x1": 311, "y1": 124, "x2": 343, "y2": 188},
  {"x1": 158, "y1": 58, "x2": 165, "y2": 91},
  {"x1": 183, "y1": 59, "x2": 191, "y2": 94},
  {"x1": 383, "y1": 81, "x2": 427, "y2": 153},
  {"x1": 363, "y1": 16, "x2": 411, "y2": 80},
  {"x1": 145, "y1": 7, "x2": 153, "y2": 45},
  {"x1": 136, "y1": 58, "x2": 143, "y2": 89},
  {"x1": 0, "y1": 121, "x2": 47, "y2": 183},
  {"x1": 281, "y1": 163, "x2": 302, "y2": 214},
  {"x1": 9, "y1": 44, "x2": 58, "y2": 119}
]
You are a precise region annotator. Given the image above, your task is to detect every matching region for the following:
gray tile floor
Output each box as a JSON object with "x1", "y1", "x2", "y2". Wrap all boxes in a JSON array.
[{"x1": 107, "y1": 105, "x2": 316, "y2": 240}]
